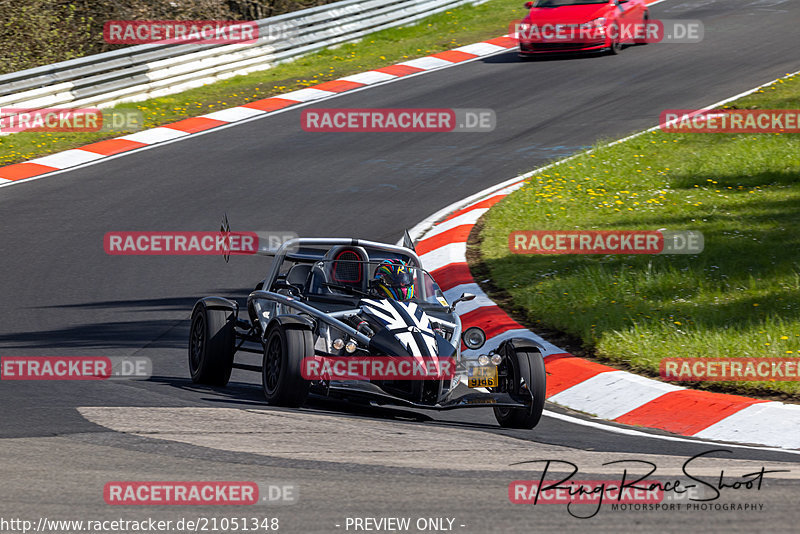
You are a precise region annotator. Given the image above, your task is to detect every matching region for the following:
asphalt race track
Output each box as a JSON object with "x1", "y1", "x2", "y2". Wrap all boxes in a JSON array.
[{"x1": 1, "y1": 0, "x2": 799, "y2": 531}]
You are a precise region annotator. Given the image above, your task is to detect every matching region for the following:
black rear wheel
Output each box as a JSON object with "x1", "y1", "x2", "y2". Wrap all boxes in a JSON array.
[
  {"x1": 262, "y1": 326, "x2": 312, "y2": 407},
  {"x1": 189, "y1": 305, "x2": 235, "y2": 386},
  {"x1": 493, "y1": 346, "x2": 546, "y2": 429}
]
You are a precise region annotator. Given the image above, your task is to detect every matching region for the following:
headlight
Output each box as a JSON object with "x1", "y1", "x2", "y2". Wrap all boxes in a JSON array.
[
  {"x1": 491, "y1": 353, "x2": 502, "y2": 365},
  {"x1": 332, "y1": 338, "x2": 345, "y2": 350},
  {"x1": 478, "y1": 354, "x2": 490, "y2": 366},
  {"x1": 345, "y1": 340, "x2": 358, "y2": 353},
  {"x1": 462, "y1": 327, "x2": 486, "y2": 350},
  {"x1": 580, "y1": 17, "x2": 606, "y2": 29}
]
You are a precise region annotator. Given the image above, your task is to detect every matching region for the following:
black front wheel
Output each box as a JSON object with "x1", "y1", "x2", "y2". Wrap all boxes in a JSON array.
[
  {"x1": 262, "y1": 326, "x2": 312, "y2": 407},
  {"x1": 188, "y1": 305, "x2": 235, "y2": 386},
  {"x1": 493, "y1": 346, "x2": 546, "y2": 429}
]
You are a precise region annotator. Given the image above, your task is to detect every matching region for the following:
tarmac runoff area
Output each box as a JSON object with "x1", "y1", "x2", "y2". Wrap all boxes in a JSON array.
[{"x1": 79, "y1": 407, "x2": 800, "y2": 477}]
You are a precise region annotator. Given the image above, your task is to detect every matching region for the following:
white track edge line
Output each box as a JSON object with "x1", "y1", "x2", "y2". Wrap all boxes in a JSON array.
[
  {"x1": 406, "y1": 68, "x2": 800, "y2": 453},
  {"x1": 0, "y1": 46, "x2": 515, "y2": 191},
  {"x1": 407, "y1": 69, "x2": 800, "y2": 240},
  {"x1": 0, "y1": 0, "x2": 683, "y2": 191},
  {"x1": 542, "y1": 409, "x2": 800, "y2": 456}
]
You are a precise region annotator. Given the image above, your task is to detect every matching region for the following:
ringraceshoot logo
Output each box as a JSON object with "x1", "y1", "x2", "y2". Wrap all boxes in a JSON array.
[{"x1": 509, "y1": 452, "x2": 782, "y2": 518}]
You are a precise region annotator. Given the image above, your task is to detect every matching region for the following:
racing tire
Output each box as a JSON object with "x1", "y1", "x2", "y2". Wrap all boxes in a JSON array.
[
  {"x1": 608, "y1": 23, "x2": 622, "y2": 55},
  {"x1": 493, "y1": 347, "x2": 546, "y2": 429},
  {"x1": 636, "y1": 12, "x2": 650, "y2": 45},
  {"x1": 262, "y1": 326, "x2": 312, "y2": 407},
  {"x1": 189, "y1": 305, "x2": 235, "y2": 386}
]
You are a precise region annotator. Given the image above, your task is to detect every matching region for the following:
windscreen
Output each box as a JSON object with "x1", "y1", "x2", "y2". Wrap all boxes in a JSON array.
[{"x1": 534, "y1": 0, "x2": 610, "y2": 6}]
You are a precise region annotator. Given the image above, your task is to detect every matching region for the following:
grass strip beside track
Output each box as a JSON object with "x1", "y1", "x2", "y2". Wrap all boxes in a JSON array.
[
  {"x1": 0, "y1": 0, "x2": 523, "y2": 167},
  {"x1": 475, "y1": 72, "x2": 800, "y2": 400}
]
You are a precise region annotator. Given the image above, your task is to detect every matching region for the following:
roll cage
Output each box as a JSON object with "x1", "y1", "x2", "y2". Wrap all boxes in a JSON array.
[{"x1": 262, "y1": 238, "x2": 427, "y2": 298}]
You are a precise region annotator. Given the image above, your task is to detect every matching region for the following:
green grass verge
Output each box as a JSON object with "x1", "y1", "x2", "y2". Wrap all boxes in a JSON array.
[
  {"x1": 477, "y1": 71, "x2": 800, "y2": 400},
  {"x1": 0, "y1": 0, "x2": 523, "y2": 167}
]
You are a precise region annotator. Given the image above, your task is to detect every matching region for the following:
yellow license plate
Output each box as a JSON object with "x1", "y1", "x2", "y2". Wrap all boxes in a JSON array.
[{"x1": 468, "y1": 366, "x2": 497, "y2": 388}]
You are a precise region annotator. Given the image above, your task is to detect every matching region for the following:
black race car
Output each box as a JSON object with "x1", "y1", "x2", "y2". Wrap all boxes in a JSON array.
[{"x1": 188, "y1": 237, "x2": 547, "y2": 428}]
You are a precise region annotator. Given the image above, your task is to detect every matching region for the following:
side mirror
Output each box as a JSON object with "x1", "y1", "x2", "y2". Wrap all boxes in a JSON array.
[
  {"x1": 524, "y1": 1, "x2": 533, "y2": 8},
  {"x1": 450, "y1": 292, "x2": 476, "y2": 312}
]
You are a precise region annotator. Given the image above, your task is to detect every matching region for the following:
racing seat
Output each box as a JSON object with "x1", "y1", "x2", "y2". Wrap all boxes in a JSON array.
[{"x1": 284, "y1": 263, "x2": 312, "y2": 292}]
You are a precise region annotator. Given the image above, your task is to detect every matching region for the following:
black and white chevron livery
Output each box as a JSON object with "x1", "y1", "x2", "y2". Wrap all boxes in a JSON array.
[{"x1": 360, "y1": 299, "x2": 438, "y2": 356}]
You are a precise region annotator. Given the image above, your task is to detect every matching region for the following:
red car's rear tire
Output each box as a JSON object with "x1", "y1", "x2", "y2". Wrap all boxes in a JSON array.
[
  {"x1": 608, "y1": 23, "x2": 622, "y2": 55},
  {"x1": 636, "y1": 11, "x2": 650, "y2": 45}
]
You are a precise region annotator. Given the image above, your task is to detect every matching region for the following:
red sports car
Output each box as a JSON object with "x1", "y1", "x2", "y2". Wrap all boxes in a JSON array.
[{"x1": 516, "y1": 0, "x2": 651, "y2": 56}]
